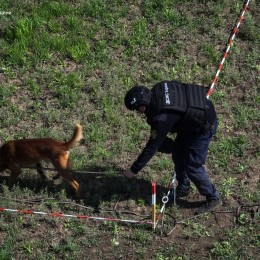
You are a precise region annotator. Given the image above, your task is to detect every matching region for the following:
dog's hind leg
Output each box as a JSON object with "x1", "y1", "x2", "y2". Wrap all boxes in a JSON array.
[
  {"x1": 51, "y1": 153, "x2": 80, "y2": 198},
  {"x1": 61, "y1": 172, "x2": 80, "y2": 198}
]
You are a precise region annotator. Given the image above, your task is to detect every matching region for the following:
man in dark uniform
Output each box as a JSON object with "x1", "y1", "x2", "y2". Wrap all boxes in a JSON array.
[{"x1": 123, "y1": 80, "x2": 221, "y2": 214}]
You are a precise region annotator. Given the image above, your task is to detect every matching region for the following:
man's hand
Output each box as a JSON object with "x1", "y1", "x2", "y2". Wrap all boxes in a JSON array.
[{"x1": 123, "y1": 168, "x2": 135, "y2": 179}]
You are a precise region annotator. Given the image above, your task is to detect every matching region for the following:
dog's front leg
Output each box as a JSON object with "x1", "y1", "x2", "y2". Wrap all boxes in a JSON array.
[
  {"x1": 8, "y1": 165, "x2": 22, "y2": 186},
  {"x1": 36, "y1": 162, "x2": 48, "y2": 180}
]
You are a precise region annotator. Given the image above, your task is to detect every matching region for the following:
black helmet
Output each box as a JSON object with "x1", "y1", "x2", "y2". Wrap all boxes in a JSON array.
[{"x1": 124, "y1": 86, "x2": 151, "y2": 110}]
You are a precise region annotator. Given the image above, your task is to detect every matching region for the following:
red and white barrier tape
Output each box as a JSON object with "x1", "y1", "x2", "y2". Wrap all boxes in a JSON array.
[
  {"x1": 0, "y1": 207, "x2": 153, "y2": 225},
  {"x1": 206, "y1": 0, "x2": 251, "y2": 99}
]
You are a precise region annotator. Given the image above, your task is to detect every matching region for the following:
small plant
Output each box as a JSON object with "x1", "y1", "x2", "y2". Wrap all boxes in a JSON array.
[
  {"x1": 64, "y1": 218, "x2": 73, "y2": 230},
  {"x1": 0, "y1": 226, "x2": 17, "y2": 259},
  {"x1": 183, "y1": 222, "x2": 212, "y2": 238},
  {"x1": 219, "y1": 176, "x2": 237, "y2": 198},
  {"x1": 26, "y1": 78, "x2": 41, "y2": 97},
  {"x1": 211, "y1": 241, "x2": 234, "y2": 258},
  {"x1": 137, "y1": 198, "x2": 145, "y2": 206},
  {"x1": 72, "y1": 223, "x2": 87, "y2": 237},
  {"x1": 132, "y1": 229, "x2": 152, "y2": 245},
  {"x1": 124, "y1": 18, "x2": 151, "y2": 56},
  {"x1": 200, "y1": 43, "x2": 219, "y2": 64},
  {"x1": 66, "y1": 16, "x2": 81, "y2": 30},
  {"x1": 240, "y1": 13, "x2": 260, "y2": 41},
  {"x1": 111, "y1": 223, "x2": 120, "y2": 246},
  {"x1": 236, "y1": 212, "x2": 253, "y2": 225},
  {"x1": 0, "y1": 84, "x2": 16, "y2": 107},
  {"x1": 210, "y1": 134, "x2": 249, "y2": 171},
  {"x1": 232, "y1": 104, "x2": 259, "y2": 128},
  {"x1": 52, "y1": 72, "x2": 84, "y2": 107},
  {"x1": 153, "y1": 243, "x2": 185, "y2": 259},
  {"x1": 67, "y1": 41, "x2": 90, "y2": 62},
  {"x1": 23, "y1": 242, "x2": 33, "y2": 255}
]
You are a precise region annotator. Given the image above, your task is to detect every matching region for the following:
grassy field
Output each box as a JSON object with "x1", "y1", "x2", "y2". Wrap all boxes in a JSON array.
[{"x1": 0, "y1": 0, "x2": 259, "y2": 259}]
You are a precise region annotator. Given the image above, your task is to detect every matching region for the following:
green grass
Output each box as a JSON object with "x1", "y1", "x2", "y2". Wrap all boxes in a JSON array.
[{"x1": 0, "y1": 0, "x2": 259, "y2": 259}]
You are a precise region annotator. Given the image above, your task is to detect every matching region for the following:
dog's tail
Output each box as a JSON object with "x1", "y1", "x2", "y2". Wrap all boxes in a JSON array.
[{"x1": 64, "y1": 124, "x2": 83, "y2": 149}]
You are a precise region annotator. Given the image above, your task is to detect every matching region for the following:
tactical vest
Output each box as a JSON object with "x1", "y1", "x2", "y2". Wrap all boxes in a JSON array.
[{"x1": 149, "y1": 80, "x2": 207, "y2": 134}]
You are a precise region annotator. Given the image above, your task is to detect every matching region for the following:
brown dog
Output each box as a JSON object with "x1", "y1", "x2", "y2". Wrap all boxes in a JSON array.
[{"x1": 0, "y1": 124, "x2": 83, "y2": 198}]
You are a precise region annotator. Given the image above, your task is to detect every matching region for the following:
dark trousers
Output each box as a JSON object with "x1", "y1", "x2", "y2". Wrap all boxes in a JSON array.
[{"x1": 159, "y1": 119, "x2": 220, "y2": 200}]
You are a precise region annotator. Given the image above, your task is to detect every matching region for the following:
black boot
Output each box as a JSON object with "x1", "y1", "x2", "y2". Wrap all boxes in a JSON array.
[
  {"x1": 195, "y1": 199, "x2": 222, "y2": 215},
  {"x1": 176, "y1": 186, "x2": 190, "y2": 198}
]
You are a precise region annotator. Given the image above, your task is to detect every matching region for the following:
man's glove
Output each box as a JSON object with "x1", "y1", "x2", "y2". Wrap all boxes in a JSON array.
[{"x1": 123, "y1": 168, "x2": 135, "y2": 179}]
